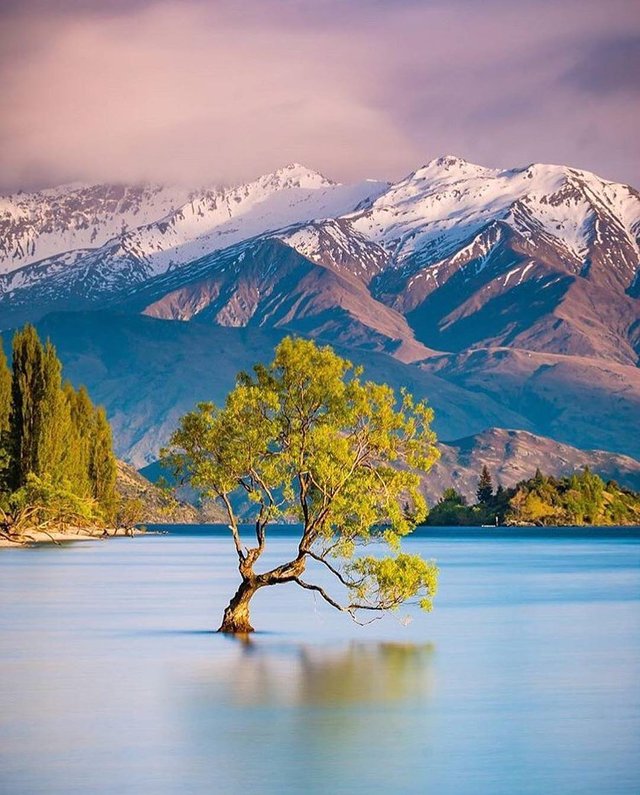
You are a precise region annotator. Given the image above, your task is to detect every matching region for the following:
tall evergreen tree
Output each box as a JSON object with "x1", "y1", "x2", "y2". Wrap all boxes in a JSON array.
[
  {"x1": 476, "y1": 465, "x2": 494, "y2": 505},
  {"x1": 9, "y1": 325, "x2": 46, "y2": 489},
  {"x1": 89, "y1": 406, "x2": 117, "y2": 512},
  {"x1": 0, "y1": 336, "x2": 11, "y2": 490},
  {"x1": 36, "y1": 341, "x2": 71, "y2": 480}
]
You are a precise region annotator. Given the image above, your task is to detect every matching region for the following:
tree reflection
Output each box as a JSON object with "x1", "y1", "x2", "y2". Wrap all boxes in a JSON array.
[{"x1": 196, "y1": 640, "x2": 435, "y2": 707}]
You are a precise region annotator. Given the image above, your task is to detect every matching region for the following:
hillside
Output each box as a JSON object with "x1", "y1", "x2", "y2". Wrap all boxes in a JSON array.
[
  {"x1": 426, "y1": 429, "x2": 640, "y2": 504},
  {"x1": 115, "y1": 460, "x2": 211, "y2": 524}
]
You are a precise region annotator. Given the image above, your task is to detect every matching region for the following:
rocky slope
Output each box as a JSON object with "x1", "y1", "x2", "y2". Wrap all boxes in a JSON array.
[
  {"x1": 116, "y1": 460, "x2": 211, "y2": 523},
  {"x1": 0, "y1": 183, "x2": 192, "y2": 273},
  {"x1": 0, "y1": 165, "x2": 387, "y2": 328},
  {"x1": 2, "y1": 157, "x2": 638, "y2": 365}
]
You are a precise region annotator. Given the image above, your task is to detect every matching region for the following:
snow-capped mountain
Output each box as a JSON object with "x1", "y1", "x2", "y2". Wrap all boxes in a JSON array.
[
  {"x1": 1, "y1": 156, "x2": 638, "y2": 366},
  {"x1": 112, "y1": 156, "x2": 639, "y2": 365},
  {"x1": 0, "y1": 164, "x2": 388, "y2": 327},
  {"x1": 350, "y1": 155, "x2": 639, "y2": 269},
  {"x1": 0, "y1": 182, "x2": 193, "y2": 274},
  {"x1": 3, "y1": 157, "x2": 638, "y2": 470}
]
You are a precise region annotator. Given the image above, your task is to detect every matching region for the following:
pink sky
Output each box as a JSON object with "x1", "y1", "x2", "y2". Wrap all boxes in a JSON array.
[{"x1": 1, "y1": 0, "x2": 639, "y2": 190}]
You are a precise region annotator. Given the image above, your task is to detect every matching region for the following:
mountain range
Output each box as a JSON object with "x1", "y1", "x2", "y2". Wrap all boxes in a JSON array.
[{"x1": 1, "y1": 157, "x2": 639, "y2": 496}]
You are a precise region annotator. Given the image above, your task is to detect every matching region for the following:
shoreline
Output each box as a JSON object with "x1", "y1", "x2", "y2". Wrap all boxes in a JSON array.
[{"x1": 0, "y1": 526, "x2": 147, "y2": 548}]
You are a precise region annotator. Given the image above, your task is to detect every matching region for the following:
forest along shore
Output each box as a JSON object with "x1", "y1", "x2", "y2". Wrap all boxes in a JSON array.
[{"x1": 1, "y1": 326, "x2": 207, "y2": 547}]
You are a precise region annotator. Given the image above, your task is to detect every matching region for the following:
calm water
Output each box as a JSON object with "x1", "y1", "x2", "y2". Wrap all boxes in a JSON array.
[{"x1": 1, "y1": 527, "x2": 639, "y2": 795}]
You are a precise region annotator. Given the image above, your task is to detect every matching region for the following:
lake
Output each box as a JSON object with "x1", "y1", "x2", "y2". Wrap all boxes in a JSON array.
[{"x1": 1, "y1": 527, "x2": 639, "y2": 794}]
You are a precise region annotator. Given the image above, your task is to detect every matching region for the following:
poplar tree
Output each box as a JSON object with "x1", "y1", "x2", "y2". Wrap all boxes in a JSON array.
[
  {"x1": 36, "y1": 341, "x2": 71, "y2": 480},
  {"x1": 90, "y1": 406, "x2": 117, "y2": 512},
  {"x1": 1, "y1": 324, "x2": 119, "y2": 533},
  {"x1": 0, "y1": 337, "x2": 11, "y2": 490},
  {"x1": 0, "y1": 337, "x2": 10, "y2": 433},
  {"x1": 7, "y1": 325, "x2": 117, "y2": 507},
  {"x1": 9, "y1": 325, "x2": 46, "y2": 489},
  {"x1": 64, "y1": 384, "x2": 95, "y2": 497}
]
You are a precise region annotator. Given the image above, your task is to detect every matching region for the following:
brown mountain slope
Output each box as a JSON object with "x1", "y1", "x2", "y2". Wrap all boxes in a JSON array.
[
  {"x1": 420, "y1": 347, "x2": 640, "y2": 459},
  {"x1": 134, "y1": 238, "x2": 433, "y2": 361},
  {"x1": 116, "y1": 461, "x2": 209, "y2": 523},
  {"x1": 376, "y1": 220, "x2": 639, "y2": 365}
]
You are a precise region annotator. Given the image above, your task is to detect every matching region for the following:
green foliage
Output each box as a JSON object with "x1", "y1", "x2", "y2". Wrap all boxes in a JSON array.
[
  {"x1": 9, "y1": 325, "x2": 46, "y2": 489},
  {"x1": 427, "y1": 487, "x2": 477, "y2": 526},
  {"x1": 164, "y1": 336, "x2": 441, "y2": 621},
  {"x1": 0, "y1": 337, "x2": 10, "y2": 434},
  {"x1": 427, "y1": 466, "x2": 640, "y2": 527},
  {"x1": 0, "y1": 325, "x2": 117, "y2": 533},
  {"x1": 116, "y1": 497, "x2": 146, "y2": 530},
  {"x1": 0, "y1": 337, "x2": 11, "y2": 490},
  {"x1": 2, "y1": 473, "x2": 102, "y2": 536},
  {"x1": 506, "y1": 467, "x2": 639, "y2": 526},
  {"x1": 349, "y1": 554, "x2": 439, "y2": 612},
  {"x1": 90, "y1": 407, "x2": 117, "y2": 511},
  {"x1": 476, "y1": 465, "x2": 494, "y2": 505}
]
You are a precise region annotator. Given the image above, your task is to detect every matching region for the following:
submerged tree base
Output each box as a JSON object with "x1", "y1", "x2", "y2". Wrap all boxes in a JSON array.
[
  {"x1": 218, "y1": 581, "x2": 258, "y2": 633},
  {"x1": 217, "y1": 618, "x2": 255, "y2": 634}
]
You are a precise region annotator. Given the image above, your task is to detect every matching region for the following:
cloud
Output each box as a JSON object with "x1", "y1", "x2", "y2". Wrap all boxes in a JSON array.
[
  {"x1": 0, "y1": 0, "x2": 638, "y2": 191},
  {"x1": 562, "y1": 35, "x2": 640, "y2": 95}
]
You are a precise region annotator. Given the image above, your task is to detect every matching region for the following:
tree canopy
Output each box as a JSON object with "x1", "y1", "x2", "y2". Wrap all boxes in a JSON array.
[
  {"x1": 0, "y1": 325, "x2": 117, "y2": 539},
  {"x1": 163, "y1": 336, "x2": 440, "y2": 632},
  {"x1": 426, "y1": 466, "x2": 640, "y2": 526}
]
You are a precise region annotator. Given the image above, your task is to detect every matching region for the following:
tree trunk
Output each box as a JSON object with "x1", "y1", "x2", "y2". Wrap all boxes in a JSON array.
[{"x1": 218, "y1": 578, "x2": 259, "y2": 633}]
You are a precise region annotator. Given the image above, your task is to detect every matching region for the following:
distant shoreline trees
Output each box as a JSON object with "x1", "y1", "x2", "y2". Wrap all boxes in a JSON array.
[
  {"x1": 426, "y1": 466, "x2": 640, "y2": 526},
  {"x1": 0, "y1": 326, "x2": 117, "y2": 538}
]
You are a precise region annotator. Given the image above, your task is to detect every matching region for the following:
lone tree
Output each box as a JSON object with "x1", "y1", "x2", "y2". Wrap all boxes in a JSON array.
[
  {"x1": 476, "y1": 465, "x2": 494, "y2": 505},
  {"x1": 163, "y1": 337, "x2": 440, "y2": 633}
]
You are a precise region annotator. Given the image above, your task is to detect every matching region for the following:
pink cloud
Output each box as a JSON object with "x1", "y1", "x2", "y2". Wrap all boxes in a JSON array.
[{"x1": 0, "y1": 0, "x2": 638, "y2": 191}]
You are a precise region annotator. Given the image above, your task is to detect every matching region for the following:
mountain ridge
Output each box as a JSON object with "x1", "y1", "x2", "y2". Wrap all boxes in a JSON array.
[
  {"x1": 1, "y1": 155, "x2": 637, "y2": 366},
  {"x1": 2, "y1": 157, "x2": 638, "y2": 479}
]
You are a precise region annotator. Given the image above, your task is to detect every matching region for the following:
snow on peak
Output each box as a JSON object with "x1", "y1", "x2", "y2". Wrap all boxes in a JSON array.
[
  {"x1": 2, "y1": 157, "x2": 637, "y2": 295},
  {"x1": 412, "y1": 155, "x2": 496, "y2": 181},
  {"x1": 0, "y1": 182, "x2": 193, "y2": 274},
  {"x1": 262, "y1": 163, "x2": 335, "y2": 190},
  {"x1": 350, "y1": 157, "x2": 640, "y2": 265}
]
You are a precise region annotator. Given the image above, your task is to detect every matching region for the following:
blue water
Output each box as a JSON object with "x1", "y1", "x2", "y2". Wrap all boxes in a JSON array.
[{"x1": 1, "y1": 527, "x2": 639, "y2": 795}]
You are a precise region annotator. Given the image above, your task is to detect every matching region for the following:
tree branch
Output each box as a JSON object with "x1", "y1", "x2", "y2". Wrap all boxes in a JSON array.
[
  {"x1": 220, "y1": 492, "x2": 245, "y2": 562},
  {"x1": 293, "y1": 577, "x2": 345, "y2": 612},
  {"x1": 302, "y1": 548, "x2": 364, "y2": 588},
  {"x1": 293, "y1": 577, "x2": 385, "y2": 626}
]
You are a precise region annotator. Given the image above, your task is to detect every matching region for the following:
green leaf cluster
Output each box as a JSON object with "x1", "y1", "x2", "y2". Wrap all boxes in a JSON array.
[
  {"x1": 426, "y1": 466, "x2": 640, "y2": 527},
  {"x1": 349, "y1": 553, "x2": 439, "y2": 612},
  {"x1": 1, "y1": 473, "x2": 104, "y2": 535},
  {"x1": 164, "y1": 336, "x2": 441, "y2": 617},
  {"x1": 0, "y1": 326, "x2": 117, "y2": 529},
  {"x1": 507, "y1": 468, "x2": 640, "y2": 526}
]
